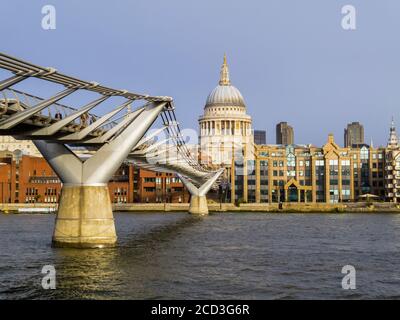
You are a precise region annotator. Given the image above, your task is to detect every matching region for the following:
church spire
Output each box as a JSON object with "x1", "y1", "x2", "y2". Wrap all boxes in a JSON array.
[
  {"x1": 219, "y1": 53, "x2": 231, "y2": 86},
  {"x1": 387, "y1": 116, "x2": 399, "y2": 148}
]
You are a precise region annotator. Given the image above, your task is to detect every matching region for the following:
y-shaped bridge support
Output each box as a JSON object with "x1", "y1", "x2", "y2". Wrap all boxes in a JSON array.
[
  {"x1": 33, "y1": 102, "x2": 166, "y2": 248},
  {"x1": 178, "y1": 169, "x2": 224, "y2": 215}
]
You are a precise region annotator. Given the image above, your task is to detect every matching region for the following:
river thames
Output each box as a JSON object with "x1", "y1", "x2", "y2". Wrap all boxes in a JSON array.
[{"x1": 1, "y1": 212, "x2": 400, "y2": 299}]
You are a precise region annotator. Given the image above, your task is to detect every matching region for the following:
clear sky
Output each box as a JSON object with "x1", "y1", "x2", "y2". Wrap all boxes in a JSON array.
[{"x1": 1, "y1": 0, "x2": 400, "y2": 147}]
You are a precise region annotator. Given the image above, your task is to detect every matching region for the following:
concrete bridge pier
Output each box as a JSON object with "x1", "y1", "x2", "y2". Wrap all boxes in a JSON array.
[
  {"x1": 53, "y1": 184, "x2": 116, "y2": 248},
  {"x1": 189, "y1": 195, "x2": 209, "y2": 215},
  {"x1": 33, "y1": 102, "x2": 166, "y2": 248},
  {"x1": 178, "y1": 169, "x2": 224, "y2": 215}
]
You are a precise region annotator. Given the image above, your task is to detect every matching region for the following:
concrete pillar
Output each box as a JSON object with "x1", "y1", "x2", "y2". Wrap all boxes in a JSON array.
[
  {"x1": 52, "y1": 185, "x2": 117, "y2": 248},
  {"x1": 189, "y1": 195, "x2": 208, "y2": 215}
]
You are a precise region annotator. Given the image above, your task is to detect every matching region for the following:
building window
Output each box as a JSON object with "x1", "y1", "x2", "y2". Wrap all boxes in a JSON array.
[
  {"x1": 260, "y1": 160, "x2": 268, "y2": 203},
  {"x1": 247, "y1": 160, "x2": 256, "y2": 203}
]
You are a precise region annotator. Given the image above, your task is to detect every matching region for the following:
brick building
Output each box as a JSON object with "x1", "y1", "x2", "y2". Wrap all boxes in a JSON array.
[{"x1": 0, "y1": 151, "x2": 189, "y2": 204}]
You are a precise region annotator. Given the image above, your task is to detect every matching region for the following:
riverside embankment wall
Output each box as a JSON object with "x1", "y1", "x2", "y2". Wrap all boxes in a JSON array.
[{"x1": 1, "y1": 202, "x2": 400, "y2": 213}]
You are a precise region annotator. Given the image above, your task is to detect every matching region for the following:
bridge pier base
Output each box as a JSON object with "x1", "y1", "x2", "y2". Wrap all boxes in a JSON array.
[
  {"x1": 52, "y1": 185, "x2": 117, "y2": 248},
  {"x1": 189, "y1": 195, "x2": 209, "y2": 215},
  {"x1": 178, "y1": 169, "x2": 224, "y2": 216}
]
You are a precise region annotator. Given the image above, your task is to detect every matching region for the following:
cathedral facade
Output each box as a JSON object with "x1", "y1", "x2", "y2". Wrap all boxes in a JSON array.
[{"x1": 198, "y1": 55, "x2": 254, "y2": 167}]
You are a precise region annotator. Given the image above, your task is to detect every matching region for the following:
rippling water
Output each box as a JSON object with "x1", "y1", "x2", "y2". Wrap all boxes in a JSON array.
[{"x1": 1, "y1": 212, "x2": 400, "y2": 299}]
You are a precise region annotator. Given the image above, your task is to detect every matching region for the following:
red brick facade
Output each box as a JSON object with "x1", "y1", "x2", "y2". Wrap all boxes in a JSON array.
[{"x1": 0, "y1": 151, "x2": 189, "y2": 204}]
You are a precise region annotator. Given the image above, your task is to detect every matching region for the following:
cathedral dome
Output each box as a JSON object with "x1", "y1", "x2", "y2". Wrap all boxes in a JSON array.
[
  {"x1": 206, "y1": 85, "x2": 245, "y2": 107},
  {"x1": 205, "y1": 54, "x2": 246, "y2": 108}
]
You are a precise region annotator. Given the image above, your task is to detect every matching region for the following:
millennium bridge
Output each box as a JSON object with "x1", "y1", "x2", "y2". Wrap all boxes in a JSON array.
[{"x1": 0, "y1": 53, "x2": 223, "y2": 248}]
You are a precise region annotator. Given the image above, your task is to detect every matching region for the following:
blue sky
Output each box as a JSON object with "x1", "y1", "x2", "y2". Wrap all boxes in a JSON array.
[{"x1": 1, "y1": 0, "x2": 400, "y2": 146}]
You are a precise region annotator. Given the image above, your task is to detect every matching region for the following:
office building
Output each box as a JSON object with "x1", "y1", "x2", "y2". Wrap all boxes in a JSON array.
[
  {"x1": 254, "y1": 130, "x2": 266, "y2": 145},
  {"x1": 231, "y1": 133, "x2": 388, "y2": 204},
  {"x1": 276, "y1": 122, "x2": 294, "y2": 145},
  {"x1": 344, "y1": 122, "x2": 364, "y2": 147}
]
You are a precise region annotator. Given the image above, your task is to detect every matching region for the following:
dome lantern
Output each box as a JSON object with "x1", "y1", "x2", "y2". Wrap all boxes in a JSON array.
[{"x1": 219, "y1": 54, "x2": 231, "y2": 86}]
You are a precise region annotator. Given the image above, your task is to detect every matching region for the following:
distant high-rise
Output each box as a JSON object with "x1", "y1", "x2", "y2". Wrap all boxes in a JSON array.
[
  {"x1": 387, "y1": 117, "x2": 398, "y2": 148},
  {"x1": 276, "y1": 122, "x2": 294, "y2": 145},
  {"x1": 344, "y1": 122, "x2": 364, "y2": 147},
  {"x1": 254, "y1": 130, "x2": 266, "y2": 145}
]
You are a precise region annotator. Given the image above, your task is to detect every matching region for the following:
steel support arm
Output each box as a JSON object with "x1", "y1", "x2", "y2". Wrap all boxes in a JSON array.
[
  {"x1": 82, "y1": 101, "x2": 167, "y2": 184},
  {"x1": 178, "y1": 168, "x2": 224, "y2": 196},
  {"x1": 0, "y1": 87, "x2": 77, "y2": 129},
  {"x1": 0, "y1": 74, "x2": 28, "y2": 91},
  {"x1": 32, "y1": 141, "x2": 83, "y2": 184}
]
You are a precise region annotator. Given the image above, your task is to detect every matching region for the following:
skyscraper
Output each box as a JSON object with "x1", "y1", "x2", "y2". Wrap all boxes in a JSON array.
[
  {"x1": 276, "y1": 122, "x2": 294, "y2": 145},
  {"x1": 254, "y1": 130, "x2": 266, "y2": 145},
  {"x1": 344, "y1": 122, "x2": 364, "y2": 147}
]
